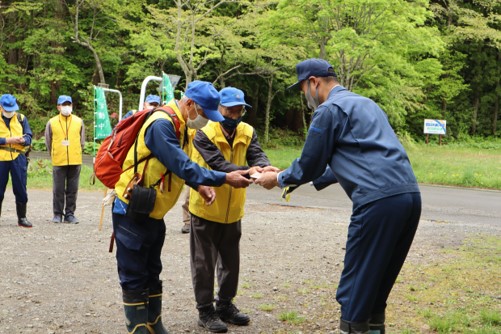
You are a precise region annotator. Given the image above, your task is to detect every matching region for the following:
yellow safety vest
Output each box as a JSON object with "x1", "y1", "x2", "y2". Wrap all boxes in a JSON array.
[
  {"x1": 0, "y1": 113, "x2": 27, "y2": 161},
  {"x1": 189, "y1": 121, "x2": 253, "y2": 223},
  {"x1": 48, "y1": 114, "x2": 83, "y2": 166},
  {"x1": 115, "y1": 102, "x2": 187, "y2": 219}
]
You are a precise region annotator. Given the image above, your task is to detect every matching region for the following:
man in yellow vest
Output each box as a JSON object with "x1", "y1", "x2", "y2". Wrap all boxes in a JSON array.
[
  {"x1": 0, "y1": 94, "x2": 33, "y2": 228},
  {"x1": 111, "y1": 80, "x2": 252, "y2": 334},
  {"x1": 189, "y1": 87, "x2": 279, "y2": 333},
  {"x1": 44, "y1": 95, "x2": 85, "y2": 224}
]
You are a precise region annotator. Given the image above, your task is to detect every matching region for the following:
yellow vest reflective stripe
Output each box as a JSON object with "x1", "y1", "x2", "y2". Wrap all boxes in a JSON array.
[
  {"x1": 189, "y1": 121, "x2": 253, "y2": 223},
  {"x1": 49, "y1": 114, "x2": 83, "y2": 166},
  {"x1": 115, "y1": 102, "x2": 187, "y2": 219},
  {"x1": 0, "y1": 113, "x2": 26, "y2": 161}
]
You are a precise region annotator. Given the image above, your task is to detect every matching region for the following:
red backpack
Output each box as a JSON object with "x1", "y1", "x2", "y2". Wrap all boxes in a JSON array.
[{"x1": 94, "y1": 106, "x2": 181, "y2": 189}]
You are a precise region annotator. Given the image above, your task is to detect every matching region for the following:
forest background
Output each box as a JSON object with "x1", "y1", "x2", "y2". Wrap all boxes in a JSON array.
[{"x1": 0, "y1": 0, "x2": 500, "y2": 146}]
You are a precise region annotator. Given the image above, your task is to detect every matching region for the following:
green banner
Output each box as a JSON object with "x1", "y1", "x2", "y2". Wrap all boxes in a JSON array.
[
  {"x1": 94, "y1": 86, "x2": 112, "y2": 140},
  {"x1": 161, "y1": 72, "x2": 174, "y2": 104}
]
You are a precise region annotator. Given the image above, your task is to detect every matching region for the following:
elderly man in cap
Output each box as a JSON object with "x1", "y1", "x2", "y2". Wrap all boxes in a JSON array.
[
  {"x1": 188, "y1": 87, "x2": 278, "y2": 333},
  {"x1": 45, "y1": 95, "x2": 85, "y2": 224},
  {"x1": 111, "y1": 80, "x2": 252, "y2": 334},
  {"x1": 255, "y1": 58, "x2": 421, "y2": 334},
  {"x1": 0, "y1": 94, "x2": 33, "y2": 228}
]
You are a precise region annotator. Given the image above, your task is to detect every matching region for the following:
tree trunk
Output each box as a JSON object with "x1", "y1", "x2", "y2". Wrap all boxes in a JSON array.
[
  {"x1": 471, "y1": 94, "x2": 479, "y2": 135},
  {"x1": 72, "y1": 0, "x2": 105, "y2": 84},
  {"x1": 264, "y1": 76, "x2": 274, "y2": 145},
  {"x1": 493, "y1": 80, "x2": 499, "y2": 136}
]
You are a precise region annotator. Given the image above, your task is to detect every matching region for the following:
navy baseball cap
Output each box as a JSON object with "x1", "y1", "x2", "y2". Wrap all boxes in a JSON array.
[
  {"x1": 219, "y1": 87, "x2": 252, "y2": 108},
  {"x1": 57, "y1": 95, "x2": 72, "y2": 105},
  {"x1": 145, "y1": 94, "x2": 161, "y2": 104},
  {"x1": 288, "y1": 58, "x2": 337, "y2": 90},
  {"x1": 0, "y1": 94, "x2": 19, "y2": 112},
  {"x1": 185, "y1": 80, "x2": 223, "y2": 122}
]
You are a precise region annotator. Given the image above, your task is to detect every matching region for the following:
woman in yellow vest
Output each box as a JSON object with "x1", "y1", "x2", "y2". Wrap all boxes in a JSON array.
[
  {"x1": 0, "y1": 94, "x2": 33, "y2": 228},
  {"x1": 44, "y1": 95, "x2": 85, "y2": 224},
  {"x1": 189, "y1": 87, "x2": 279, "y2": 333}
]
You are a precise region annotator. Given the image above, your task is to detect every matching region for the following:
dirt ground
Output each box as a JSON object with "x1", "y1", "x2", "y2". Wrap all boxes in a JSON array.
[{"x1": 0, "y1": 187, "x2": 497, "y2": 334}]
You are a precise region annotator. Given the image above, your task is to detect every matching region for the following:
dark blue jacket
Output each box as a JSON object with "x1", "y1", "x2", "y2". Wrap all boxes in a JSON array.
[{"x1": 278, "y1": 86, "x2": 419, "y2": 210}]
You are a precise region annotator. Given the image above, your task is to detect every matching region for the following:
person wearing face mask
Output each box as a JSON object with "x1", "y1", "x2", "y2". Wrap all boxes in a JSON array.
[
  {"x1": 122, "y1": 94, "x2": 161, "y2": 119},
  {"x1": 44, "y1": 95, "x2": 85, "y2": 224},
  {"x1": 188, "y1": 87, "x2": 279, "y2": 333},
  {"x1": 0, "y1": 94, "x2": 33, "y2": 228},
  {"x1": 110, "y1": 80, "x2": 252, "y2": 334},
  {"x1": 255, "y1": 58, "x2": 421, "y2": 334}
]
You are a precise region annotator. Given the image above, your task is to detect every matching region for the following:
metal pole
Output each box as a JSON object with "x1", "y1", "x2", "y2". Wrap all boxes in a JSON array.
[
  {"x1": 99, "y1": 87, "x2": 123, "y2": 120},
  {"x1": 138, "y1": 76, "x2": 162, "y2": 111}
]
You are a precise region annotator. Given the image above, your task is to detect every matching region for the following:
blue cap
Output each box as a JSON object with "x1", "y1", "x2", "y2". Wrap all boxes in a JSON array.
[
  {"x1": 57, "y1": 95, "x2": 72, "y2": 105},
  {"x1": 145, "y1": 94, "x2": 161, "y2": 104},
  {"x1": 185, "y1": 80, "x2": 223, "y2": 122},
  {"x1": 219, "y1": 87, "x2": 252, "y2": 108},
  {"x1": 288, "y1": 58, "x2": 337, "y2": 90},
  {"x1": 0, "y1": 94, "x2": 19, "y2": 112}
]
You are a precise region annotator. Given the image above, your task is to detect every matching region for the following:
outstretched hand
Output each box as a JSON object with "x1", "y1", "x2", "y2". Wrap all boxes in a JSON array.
[
  {"x1": 225, "y1": 170, "x2": 253, "y2": 188},
  {"x1": 254, "y1": 171, "x2": 279, "y2": 190}
]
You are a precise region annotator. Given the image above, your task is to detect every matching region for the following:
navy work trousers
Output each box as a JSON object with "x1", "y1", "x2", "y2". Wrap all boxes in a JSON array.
[
  {"x1": 112, "y1": 212, "x2": 166, "y2": 292},
  {"x1": 0, "y1": 155, "x2": 28, "y2": 203},
  {"x1": 336, "y1": 192, "x2": 421, "y2": 322}
]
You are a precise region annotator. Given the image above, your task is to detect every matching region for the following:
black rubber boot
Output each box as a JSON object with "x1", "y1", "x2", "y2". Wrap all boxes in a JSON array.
[
  {"x1": 369, "y1": 312, "x2": 385, "y2": 334},
  {"x1": 16, "y1": 202, "x2": 32, "y2": 228},
  {"x1": 123, "y1": 289, "x2": 150, "y2": 334},
  {"x1": 216, "y1": 300, "x2": 250, "y2": 326},
  {"x1": 340, "y1": 318, "x2": 369, "y2": 334},
  {"x1": 147, "y1": 284, "x2": 169, "y2": 334},
  {"x1": 198, "y1": 304, "x2": 227, "y2": 333}
]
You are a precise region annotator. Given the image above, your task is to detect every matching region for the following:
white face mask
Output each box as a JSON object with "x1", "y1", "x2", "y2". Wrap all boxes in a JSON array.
[
  {"x1": 186, "y1": 105, "x2": 209, "y2": 129},
  {"x1": 61, "y1": 106, "x2": 72, "y2": 116},
  {"x1": 305, "y1": 80, "x2": 320, "y2": 111},
  {"x1": 2, "y1": 111, "x2": 15, "y2": 119}
]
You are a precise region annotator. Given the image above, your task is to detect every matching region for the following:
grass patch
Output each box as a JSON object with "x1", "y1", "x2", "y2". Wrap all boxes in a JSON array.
[
  {"x1": 262, "y1": 140, "x2": 501, "y2": 190},
  {"x1": 259, "y1": 304, "x2": 275, "y2": 312},
  {"x1": 26, "y1": 158, "x2": 104, "y2": 191},
  {"x1": 406, "y1": 143, "x2": 501, "y2": 189},
  {"x1": 390, "y1": 236, "x2": 501, "y2": 333},
  {"x1": 278, "y1": 311, "x2": 305, "y2": 325}
]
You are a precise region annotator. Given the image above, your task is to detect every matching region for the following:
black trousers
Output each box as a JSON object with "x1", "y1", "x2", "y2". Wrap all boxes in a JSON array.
[
  {"x1": 52, "y1": 165, "x2": 81, "y2": 216},
  {"x1": 190, "y1": 214, "x2": 242, "y2": 308}
]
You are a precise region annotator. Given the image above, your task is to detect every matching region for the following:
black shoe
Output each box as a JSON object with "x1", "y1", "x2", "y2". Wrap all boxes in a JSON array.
[
  {"x1": 216, "y1": 302, "x2": 250, "y2": 326},
  {"x1": 198, "y1": 305, "x2": 228, "y2": 333},
  {"x1": 18, "y1": 218, "x2": 33, "y2": 228},
  {"x1": 64, "y1": 215, "x2": 79, "y2": 224},
  {"x1": 181, "y1": 224, "x2": 190, "y2": 234}
]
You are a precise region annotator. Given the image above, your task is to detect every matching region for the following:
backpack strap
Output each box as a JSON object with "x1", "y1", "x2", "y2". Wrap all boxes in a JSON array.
[{"x1": 131, "y1": 106, "x2": 181, "y2": 185}]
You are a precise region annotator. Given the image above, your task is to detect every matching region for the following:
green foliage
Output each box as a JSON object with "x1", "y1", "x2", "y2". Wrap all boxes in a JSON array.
[
  {"x1": 0, "y1": 0, "x2": 500, "y2": 141},
  {"x1": 30, "y1": 138, "x2": 47, "y2": 152}
]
